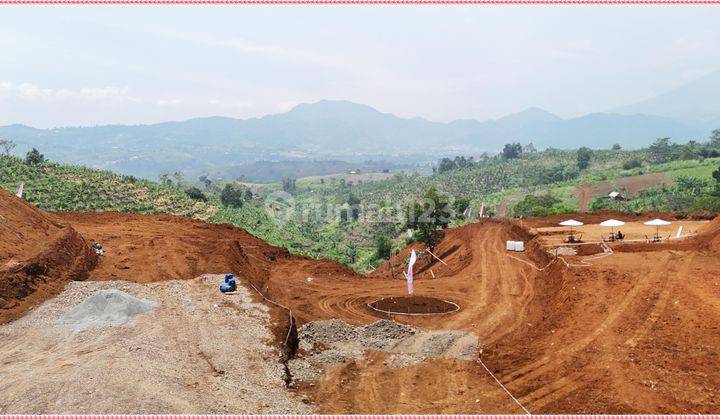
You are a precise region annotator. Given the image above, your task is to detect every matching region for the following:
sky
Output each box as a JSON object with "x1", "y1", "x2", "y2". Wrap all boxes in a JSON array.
[{"x1": 1, "y1": 7, "x2": 720, "y2": 128}]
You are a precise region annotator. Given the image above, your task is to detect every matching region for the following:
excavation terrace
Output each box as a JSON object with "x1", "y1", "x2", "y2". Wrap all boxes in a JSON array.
[{"x1": 2, "y1": 187, "x2": 720, "y2": 414}]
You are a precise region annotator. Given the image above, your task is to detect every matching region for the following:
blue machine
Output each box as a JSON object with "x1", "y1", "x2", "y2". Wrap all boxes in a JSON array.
[{"x1": 220, "y1": 273, "x2": 237, "y2": 293}]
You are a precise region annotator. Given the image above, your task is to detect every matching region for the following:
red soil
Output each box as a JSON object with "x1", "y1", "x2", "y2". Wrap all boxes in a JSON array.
[
  {"x1": 0, "y1": 189, "x2": 97, "y2": 324},
  {"x1": 3, "y1": 189, "x2": 720, "y2": 413}
]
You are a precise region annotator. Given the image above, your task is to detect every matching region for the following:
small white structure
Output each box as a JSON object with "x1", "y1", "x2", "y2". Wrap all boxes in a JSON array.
[
  {"x1": 608, "y1": 191, "x2": 626, "y2": 201},
  {"x1": 506, "y1": 241, "x2": 525, "y2": 252}
]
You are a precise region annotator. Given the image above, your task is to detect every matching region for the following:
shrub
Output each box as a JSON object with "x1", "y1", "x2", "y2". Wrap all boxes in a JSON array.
[
  {"x1": 622, "y1": 158, "x2": 642, "y2": 170},
  {"x1": 185, "y1": 187, "x2": 207, "y2": 202},
  {"x1": 220, "y1": 183, "x2": 244, "y2": 208},
  {"x1": 512, "y1": 193, "x2": 561, "y2": 217}
]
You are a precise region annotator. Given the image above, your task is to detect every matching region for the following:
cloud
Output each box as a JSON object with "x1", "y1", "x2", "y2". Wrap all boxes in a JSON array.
[{"x1": 0, "y1": 81, "x2": 137, "y2": 103}]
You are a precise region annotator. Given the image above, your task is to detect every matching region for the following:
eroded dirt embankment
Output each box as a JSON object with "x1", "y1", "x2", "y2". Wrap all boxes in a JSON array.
[{"x1": 0, "y1": 189, "x2": 97, "y2": 324}]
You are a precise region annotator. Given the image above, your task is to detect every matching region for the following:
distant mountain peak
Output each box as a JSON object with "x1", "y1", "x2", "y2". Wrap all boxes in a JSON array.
[
  {"x1": 495, "y1": 107, "x2": 562, "y2": 126},
  {"x1": 285, "y1": 100, "x2": 387, "y2": 119},
  {"x1": 612, "y1": 70, "x2": 720, "y2": 129}
]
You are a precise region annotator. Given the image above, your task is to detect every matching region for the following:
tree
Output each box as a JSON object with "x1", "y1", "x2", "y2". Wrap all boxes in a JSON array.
[
  {"x1": 198, "y1": 175, "x2": 212, "y2": 190},
  {"x1": 453, "y1": 196, "x2": 471, "y2": 217},
  {"x1": 25, "y1": 148, "x2": 45, "y2": 165},
  {"x1": 577, "y1": 147, "x2": 593, "y2": 170},
  {"x1": 502, "y1": 143, "x2": 522, "y2": 159},
  {"x1": 612, "y1": 143, "x2": 622, "y2": 150},
  {"x1": 437, "y1": 156, "x2": 474, "y2": 174},
  {"x1": 159, "y1": 171, "x2": 170, "y2": 185},
  {"x1": 173, "y1": 171, "x2": 184, "y2": 185},
  {"x1": 647, "y1": 138, "x2": 673, "y2": 164},
  {"x1": 347, "y1": 192, "x2": 361, "y2": 221},
  {"x1": 282, "y1": 177, "x2": 296, "y2": 193},
  {"x1": 220, "y1": 183, "x2": 244, "y2": 208},
  {"x1": 244, "y1": 189, "x2": 253, "y2": 201},
  {"x1": 710, "y1": 128, "x2": 720, "y2": 147},
  {"x1": 375, "y1": 236, "x2": 392, "y2": 260},
  {"x1": 185, "y1": 187, "x2": 207, "y2": 202},
  {"x1": 713, "y1": 165, "x2": 720, "y2": 184},
  {"x1": 405, "y1": 187, "x2": 452, "y2": 251},
  {"x1": 0, "y1": 139, "x2": 16, "y2": 155},
  {"x1": 522, "y1": 143, "x2": 537, "y2": 154}
]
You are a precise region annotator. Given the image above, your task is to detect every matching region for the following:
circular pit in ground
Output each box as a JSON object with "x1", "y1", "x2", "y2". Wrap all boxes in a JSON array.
[{"x1": 367, "y1": 296, "x2": 460, "y2": 316}]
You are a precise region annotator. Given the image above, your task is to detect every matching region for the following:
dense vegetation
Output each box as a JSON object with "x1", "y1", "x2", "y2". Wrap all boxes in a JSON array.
[
  {"x1": 2, "y1": 130, "x2": 720, "y2": 273},
  {"x1": 0, "y1": 155, "x2": 215, "y2": 218}
]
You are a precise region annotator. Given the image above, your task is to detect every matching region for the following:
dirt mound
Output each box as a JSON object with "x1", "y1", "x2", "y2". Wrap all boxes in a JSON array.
[
  {"x1": 291, "y1": 318, "x2": 478, "y2": 384},
  {"x1": 0, "y1": 189, "x2": 97, "y2": 324},
  {"x1": 56, "y1": 289, "x2": 157, "y2": 331},
  {"x1": 57, "y1": 211, "x2": 286, "y2": 283},
  {"x1": 696, "y1": 215, "x2": 720, "y2": 252}
]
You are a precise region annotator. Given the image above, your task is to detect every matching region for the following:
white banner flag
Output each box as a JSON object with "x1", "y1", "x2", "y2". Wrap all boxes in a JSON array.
[{"x1": 405, "y1": 249, "x2": 417, "y2": 295}]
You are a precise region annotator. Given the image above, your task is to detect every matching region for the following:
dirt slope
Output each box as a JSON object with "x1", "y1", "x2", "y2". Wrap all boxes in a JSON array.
[
  {"x1": 59, "y1": 211, "x2": 283, "y2": 283},
  {"x1": 0, "y1": 189, "x2": 97, "y2": 323}
]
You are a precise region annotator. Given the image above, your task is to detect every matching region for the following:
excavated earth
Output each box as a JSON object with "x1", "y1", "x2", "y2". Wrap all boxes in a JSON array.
[{"x1": 2, "y1": 188, "x2": 720, "y2": 414}]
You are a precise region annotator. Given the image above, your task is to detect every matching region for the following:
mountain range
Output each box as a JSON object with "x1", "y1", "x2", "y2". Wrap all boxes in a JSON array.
[{"x1": 1, "y1": 71, "x2": 718, "y2": 181}]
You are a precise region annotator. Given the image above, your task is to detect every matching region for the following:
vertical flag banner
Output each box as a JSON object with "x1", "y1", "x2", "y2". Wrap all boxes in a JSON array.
[
  {"x1": 406, "y1": 249, "x2": 417, "y2": 295},
  {"x1": 478, "y1": 203, "x2": 485, "y2": 219},
  {"x1": 16, "y1": 182, "x2": 24, "y2": 199}
]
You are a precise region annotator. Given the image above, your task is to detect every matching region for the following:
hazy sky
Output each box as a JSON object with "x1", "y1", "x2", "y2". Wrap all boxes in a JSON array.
[{"x1": 1, "y1": 7, "x2": 719, "y2": 128}]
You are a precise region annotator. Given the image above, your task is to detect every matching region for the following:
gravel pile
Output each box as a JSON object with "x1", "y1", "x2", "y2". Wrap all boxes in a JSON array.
[
  {"x1": 548, "y1": 246, "x2": 577, "y2": 256},
  {"x1": 359, "y1": 319, "x2": 416, "y2": 350},
  {"x1": 0, "y1": 277, "x2": 312, "y2": 414},
  {"x1": 55, "y1": 289, "x2": 157, "y2": 331},
  {"x1": 298, "y1": 319, "x2": 359, "y2": 351},
  {"x1": 291, "y1": 318, "x2": 478, "y2": 383}
]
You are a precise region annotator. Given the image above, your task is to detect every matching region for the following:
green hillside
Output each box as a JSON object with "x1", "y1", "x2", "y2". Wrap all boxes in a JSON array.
[
  {"x1": 2, "y1": 136, "x2": 720, "y2": 273},
  {"x1": 0, "y1": 155, "x2": 217, "y2": 219}
]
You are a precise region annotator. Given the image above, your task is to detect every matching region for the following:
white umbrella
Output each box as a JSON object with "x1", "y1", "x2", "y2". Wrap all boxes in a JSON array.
[
  {"x1": 600, "y1": 219, "x2": 625, "y2": 239},
  {"x1": 644, "y1": 218, "x2": 671, "y2": 239},
  {"x1": 559, "y1": 219, "x2": 584, "y2": 235},
  {"x1": 600, "y1": 219, "x2": 625, "y2": 227}
]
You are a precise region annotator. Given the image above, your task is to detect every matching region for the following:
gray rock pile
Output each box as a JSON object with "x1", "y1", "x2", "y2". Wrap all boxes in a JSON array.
[
  {"x1": 291, "y1": 318, "x2": 478, "y2": 384},
  {"x1": 56, "y1": 289, "x2": 157, "y2": 331}
]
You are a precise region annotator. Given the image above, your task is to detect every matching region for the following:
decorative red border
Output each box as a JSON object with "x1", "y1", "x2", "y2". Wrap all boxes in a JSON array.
[
  {"x1": 1, "y1": 0, "x2": 720, "y2": 3},
  {"x1": 4, "y1": 415, "x2": 720, "y2": 418},
  {"x1": 2, "y1": 415, "x2": 720, "y2": 419}
]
